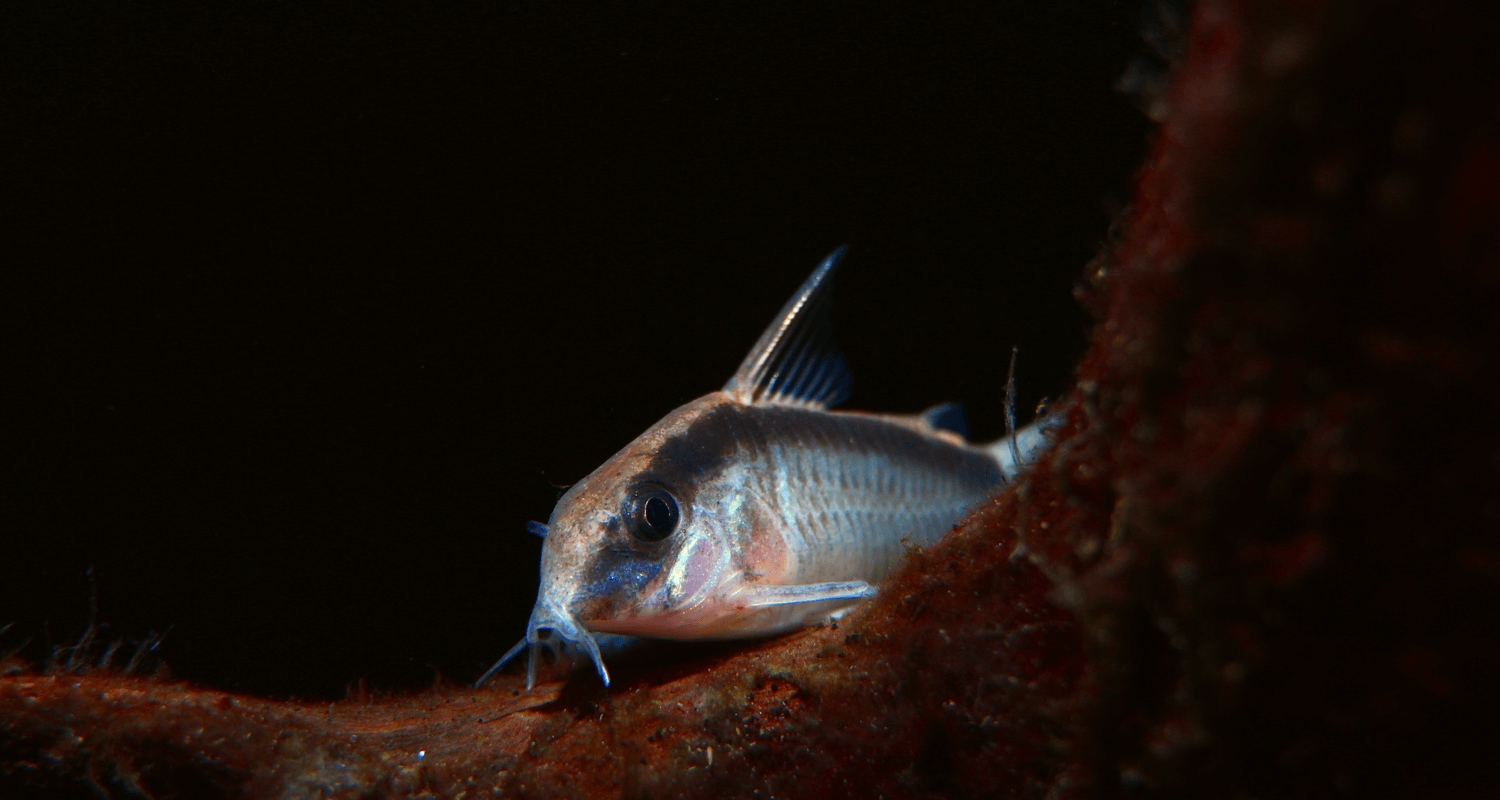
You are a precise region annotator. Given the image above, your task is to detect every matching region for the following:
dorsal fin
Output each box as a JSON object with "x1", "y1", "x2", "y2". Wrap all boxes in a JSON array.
[
  {"x1": 723, "y1": 247, "x2": 852, "y2": 409},
  {"x1": 919, "y1": 402, "x2": 969, "y2": 438}
]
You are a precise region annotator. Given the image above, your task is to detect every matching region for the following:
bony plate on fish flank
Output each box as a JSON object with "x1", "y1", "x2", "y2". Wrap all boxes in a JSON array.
[{"x1": 480, "y1": 247, "x2": 1055, "y2": 690}]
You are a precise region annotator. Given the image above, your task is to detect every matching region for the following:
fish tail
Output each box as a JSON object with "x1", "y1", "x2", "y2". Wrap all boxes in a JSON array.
[
  {"x1": 985, "y1": 416, "x2": 1062, "y2": 482},
  {"x1": 982, "y1": 345, "x2": 1061, "y2": 481}
]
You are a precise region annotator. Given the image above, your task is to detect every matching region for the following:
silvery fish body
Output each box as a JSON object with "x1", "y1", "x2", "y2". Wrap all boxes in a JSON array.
[{"x1": 481, "y1": 248, "x2": 1053, "y2": 688}]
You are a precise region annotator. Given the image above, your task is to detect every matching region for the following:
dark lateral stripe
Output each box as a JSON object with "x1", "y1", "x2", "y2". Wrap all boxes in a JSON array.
[
  {"x1": 641, "y1": 402, "x2": 1004, "y2": 519},
  {"x1": 638, "y1": 403, "x2": 766, "y2": 504},
  {"x1": 749, "y1": 405, "x2": 1002, "y2": 493},
  {"x1": 641, "y1": 401, "x2": 1000, "y2": 504}
]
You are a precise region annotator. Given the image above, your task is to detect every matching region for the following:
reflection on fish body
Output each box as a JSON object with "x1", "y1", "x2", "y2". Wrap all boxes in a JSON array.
[{"x1": 479, "y1": 247, "x2": 1056, "y2": 689}]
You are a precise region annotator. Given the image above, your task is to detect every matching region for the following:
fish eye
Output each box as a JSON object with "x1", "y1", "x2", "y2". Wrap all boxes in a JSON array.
[{"x1": 627, "y1": 484, "x2": 679, "y2": 542}]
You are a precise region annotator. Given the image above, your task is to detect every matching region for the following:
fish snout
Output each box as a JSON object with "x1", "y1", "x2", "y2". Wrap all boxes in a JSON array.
[
  {"x1": 474, "y1": 596, "x2": 613, "y2": 690},
  {"x1": 524, "y1": 600, "x2": 612, "y2": 688}
]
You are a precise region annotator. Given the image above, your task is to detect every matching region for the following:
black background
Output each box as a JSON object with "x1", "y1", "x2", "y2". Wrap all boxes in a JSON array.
[{"x1": 9, "y1": 1, "x2": 1149, "y2": 699}]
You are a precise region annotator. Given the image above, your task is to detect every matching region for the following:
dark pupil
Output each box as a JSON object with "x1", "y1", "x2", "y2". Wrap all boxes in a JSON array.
[
  {"x1": 633, "y1": 490, "x2": 679, "y2": 541},
  {"x1": 645, "y1": 497, "x2": 672, "y2": 531}
]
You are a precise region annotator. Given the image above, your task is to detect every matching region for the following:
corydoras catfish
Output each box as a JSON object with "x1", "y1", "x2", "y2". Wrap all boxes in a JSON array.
[{"x1": 479, "y1": 247, "x2": 1055, "y2": 689}]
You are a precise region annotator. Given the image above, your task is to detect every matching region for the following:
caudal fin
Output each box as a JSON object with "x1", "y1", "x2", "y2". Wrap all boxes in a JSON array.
[
  {"x1": 986, "y1": 417, "x2": 1060, "y2": 481},
  {"x1": 987, "y1": 346, "x2": 1062, "y2": 481}
]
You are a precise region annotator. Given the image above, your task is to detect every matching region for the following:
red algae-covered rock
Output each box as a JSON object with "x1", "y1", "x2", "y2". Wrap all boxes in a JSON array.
[
  {"x1": 1037, "y1": 0, "x2": 1500, "y2": 796},
  {"x1": 0, "y1": 501, "x2": 1077, "y2": 800},
  {"x1": 4, "y1": 0, "x2": 1498, "y2": 797}
]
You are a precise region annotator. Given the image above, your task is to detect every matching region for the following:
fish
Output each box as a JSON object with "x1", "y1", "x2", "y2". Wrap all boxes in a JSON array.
[{"x1": 478, "y1": 247, "x2": 1055, "y2": 689}]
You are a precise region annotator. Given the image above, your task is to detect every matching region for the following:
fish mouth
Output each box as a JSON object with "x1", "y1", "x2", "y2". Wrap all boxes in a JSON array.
[{"x1": 474, "y1": 600, "x2": 611, "y2": 690}]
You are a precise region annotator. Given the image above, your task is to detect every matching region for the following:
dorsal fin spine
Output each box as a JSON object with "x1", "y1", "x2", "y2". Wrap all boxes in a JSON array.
[{"x1": 723, "y1": 247, "x2": 852, "y2": 409}]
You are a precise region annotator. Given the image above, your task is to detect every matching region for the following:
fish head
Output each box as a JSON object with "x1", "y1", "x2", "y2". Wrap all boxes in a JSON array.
[{"x1": 507, "y1": 393, "x2": 758, "y2": 687}]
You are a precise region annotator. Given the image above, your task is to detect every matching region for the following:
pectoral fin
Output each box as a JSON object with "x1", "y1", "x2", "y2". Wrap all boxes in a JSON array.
[{"x1": 737, "y1": 580, "x2": 877, "y2": 609}]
